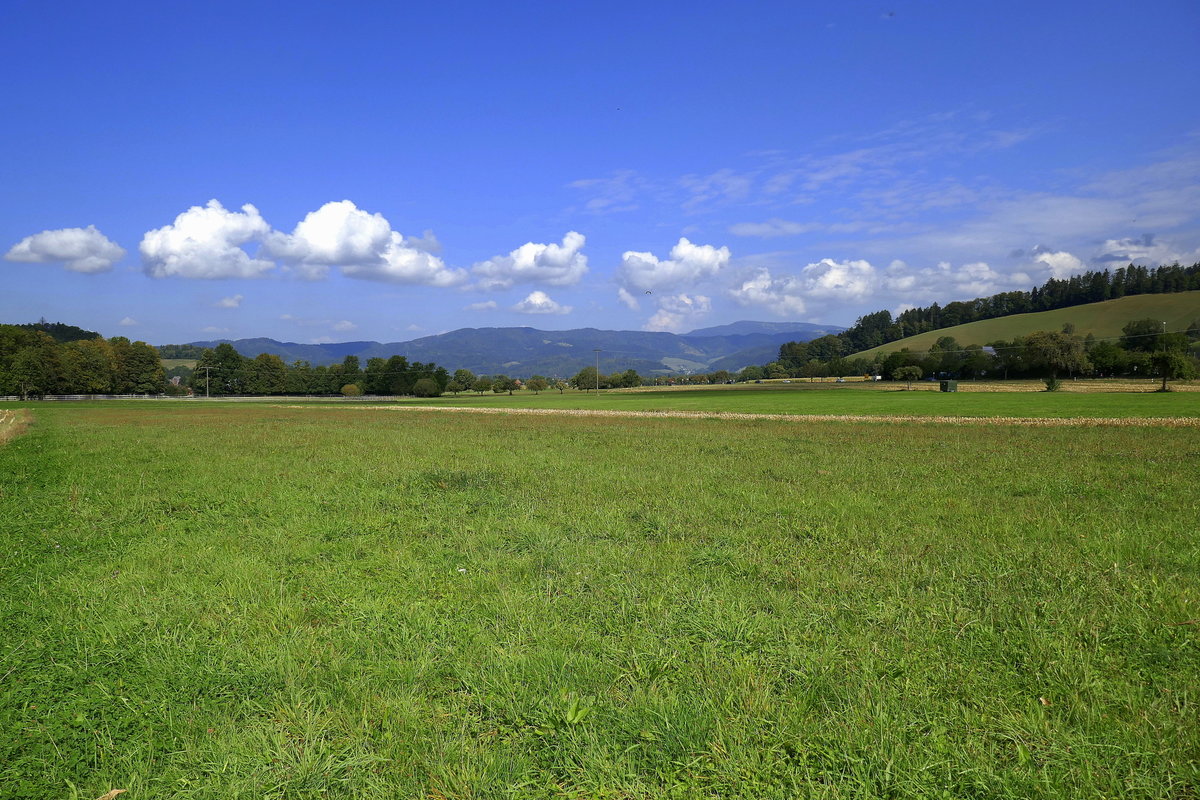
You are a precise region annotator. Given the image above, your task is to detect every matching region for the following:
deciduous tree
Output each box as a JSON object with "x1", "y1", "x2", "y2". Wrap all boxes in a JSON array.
[
  {"x1": 1149, "y1": 350, "x2": 1198, "y2": 392},
  {"x1": 892, "y1": 365, "x2": 922, "y2": 390}
]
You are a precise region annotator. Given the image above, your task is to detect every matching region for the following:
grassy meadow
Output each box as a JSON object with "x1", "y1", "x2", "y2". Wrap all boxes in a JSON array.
[
  {"x1": 414, "y1": 380, "x2": 1200, "y2": 420},
  {"x1": 1, "y1": 399, "x2": 1198, "y2": 798}
]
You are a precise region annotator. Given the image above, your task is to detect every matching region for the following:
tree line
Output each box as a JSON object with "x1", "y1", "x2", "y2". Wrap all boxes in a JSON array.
[
  {"x1": 186, "y1": 344, "x2": 450, "y2": 397},
  {"x1": 0, "y1": 325, "x2": 164, "y2": 398},
  {"x1": 0, "y1": 329, "x2": 457, "y2": 399},
  {"x1": 753, "y1": 318, "x2": 1200, "y2": 389}
]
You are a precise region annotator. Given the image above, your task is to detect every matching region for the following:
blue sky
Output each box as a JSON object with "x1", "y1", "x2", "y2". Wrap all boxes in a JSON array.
[{"x1": 3, "y1": 0, "x2": 1199, "y2": 344}]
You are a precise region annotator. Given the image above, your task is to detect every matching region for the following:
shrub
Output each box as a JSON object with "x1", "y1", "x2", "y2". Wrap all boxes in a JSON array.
[
  {"x1": 412, "y1": 378, "x2": 441, "y2": 397},
  {"x1": 341, "y1": 383, "x2": 363, "y2": 397},
  {"x1": 1043, "y1": 377, "x2": 1062, "y2": 392}
]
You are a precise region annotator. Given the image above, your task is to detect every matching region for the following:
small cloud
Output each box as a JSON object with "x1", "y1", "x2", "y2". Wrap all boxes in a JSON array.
[
  {"x1": 405, "y1": 323, "x2": 423, "y2": 331},
  {"x1": 512, "y1": 291, "x2": 571, "y2": 315},
  {"x1": 332, "y1": 320, "x2": 357, "y2": 332},
  {"x1": 118, "y1": 316, "x2": 138, "y2": 327},
  {"x1": 201, "y1": 326, "x2": 230, "y2": 334},
  {"x1": 406, "y1": 230, "x2": 442, "y2": 254},
  {"x1": 1033, "y1": 249, "x2": 1086, "y2": 279},
  {"x1": 466, "y1": 300, "x2": 498, "y2": 312},
  {"x1": 644, "y1": 293, "x2": 711, "y2": 332},
  {"x1": 215, "y1": 294, "x2": 244, "y2": 308},
  {"x1": 617, "y1": 287, "x2": 640, "y2": 310},
  {"x1": 5, "y1": 225, "x2": 125, "y2": 273}
]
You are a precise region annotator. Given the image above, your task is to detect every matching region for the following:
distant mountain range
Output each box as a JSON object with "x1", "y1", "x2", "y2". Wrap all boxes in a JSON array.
[{"x1": 181, "y1": 320, "x2": 844, "y2": 377}]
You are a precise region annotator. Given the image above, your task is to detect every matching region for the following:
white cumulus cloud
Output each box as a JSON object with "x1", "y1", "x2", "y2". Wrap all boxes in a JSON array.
[
  {"x1": 142, "y1": 199, "x2": 465, "y2": 286},
  {"x1": 266, "y1": 200, "x2": 391, "y2": 267},
  {"x1": 267, "y1": 200, "x2": 466, "y2": 286},
  {"x1": 342, "y1": 241, "x2": 465, "y2": 286},
  {"x1": 728, "y1": 258, "x2": 875, "y2": 316},
  {"x1": 466, "y1": 300, "x2": 498, "y2": 312},
  {"x1": 215, "y1": 294, "x2": 244, "y2": 308},
  {"x1": 118, "y1": 316, "x2": 138, "y2": 327},
  {"x1": 800, "y1": 258, "x2": 876, "y2": 299},
  {"x1": 472, "y1": 231, "x2": 588, "y2": 290},
  {"x1": 618, "y1": 238, "x2": 730, "y2": 292},
  {"x1": 729, "y1": 269, "x2": 807, "y2": 316},
  {"x1": 332, "y1": 320, "x2": 357, "y2": 332},
  {"x1": 141, "y1": 200, "x2": 275, "y2": 279},
  {"x1": 645, "y1": 293, "x2": 711, "y2": 332},
  {"x1": 5, "y1": 225, "x2": 125, "y2": 273},
  {"x1": 1092, "y1": 235, "x2": 1197, "y2": 267},
  {"x1": 512, "y1": 291, "x2": 572, "y2": 315},
  {"x1": 1032, "y1": 249, "x2": 1086, "y2": 279},
  {"x1": 877, "y1": 258, "x2": 1029, "y2": 301}
]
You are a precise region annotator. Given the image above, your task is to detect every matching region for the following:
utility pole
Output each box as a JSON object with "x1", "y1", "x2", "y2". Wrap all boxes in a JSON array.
[
  {"x1": 199, "y1": 365, "x2": 213, "y2": 398},
  {"x1": 593, "y1": 349, "x2": 601, "y2": 393}
]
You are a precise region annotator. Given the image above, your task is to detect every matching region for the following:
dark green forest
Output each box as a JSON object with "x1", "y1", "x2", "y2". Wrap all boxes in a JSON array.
[{"x1": 0, "y1": 328, "x2": 451, "y2": 399}]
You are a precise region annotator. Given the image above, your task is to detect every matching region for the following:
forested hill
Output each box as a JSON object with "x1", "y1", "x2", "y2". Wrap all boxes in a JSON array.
[
  {"x1": 835, "y1": 262, "x2": 1200, "y2": 354},
  {"x1": 12, "y1": 319, "x2": 100, "y2": 343},
  {"x1": 851, "y1": 291, "x2": 1200, "y2": 359},
  {"x1": 177, "y1": 322, "x2": 844, "y2": 376}
]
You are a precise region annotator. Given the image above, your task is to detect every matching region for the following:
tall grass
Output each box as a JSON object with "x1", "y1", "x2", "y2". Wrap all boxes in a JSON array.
[{"x1": 2, "y1": 403, "x2": 1197, "y2": 798}]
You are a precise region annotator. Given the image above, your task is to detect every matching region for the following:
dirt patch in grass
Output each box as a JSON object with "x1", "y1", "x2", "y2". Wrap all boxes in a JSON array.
[
  {"x1": 280, "y1": 404, "x2": 1200, "y2": 427},
  {"x1": 0, "y1": 408, "x2": 31, "y2": 445}
]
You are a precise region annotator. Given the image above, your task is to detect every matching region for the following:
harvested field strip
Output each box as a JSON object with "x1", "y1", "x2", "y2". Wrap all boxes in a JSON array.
[{"x1": 281, "y1": 403, "x2": 1200, "y2": 427}]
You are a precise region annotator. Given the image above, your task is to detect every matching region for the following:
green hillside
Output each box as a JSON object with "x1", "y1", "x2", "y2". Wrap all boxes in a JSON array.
[{"x1": 853, "y1": 291, "x2": 1200, "y2": 359}]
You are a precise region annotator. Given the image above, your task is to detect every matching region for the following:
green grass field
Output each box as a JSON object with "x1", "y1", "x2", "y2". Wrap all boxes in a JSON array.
[
  {"x1": 2, "y1": 399, "x2": 1198, "y2": 798},
  {"x1": 851, "y1": 291, "x2": 1200, "y2": 359},
  {"x1": 410, "y1": 381, "x2": 1200, "y2": 419}
]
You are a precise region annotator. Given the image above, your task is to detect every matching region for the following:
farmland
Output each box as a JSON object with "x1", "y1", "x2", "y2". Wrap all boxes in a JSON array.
[
  {"x1": 413, "y1": 379, "x2": 1200, "y2": 420},
  {"x1": 2, "y1": 397, "x2": 1198, "y2": 798}
]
